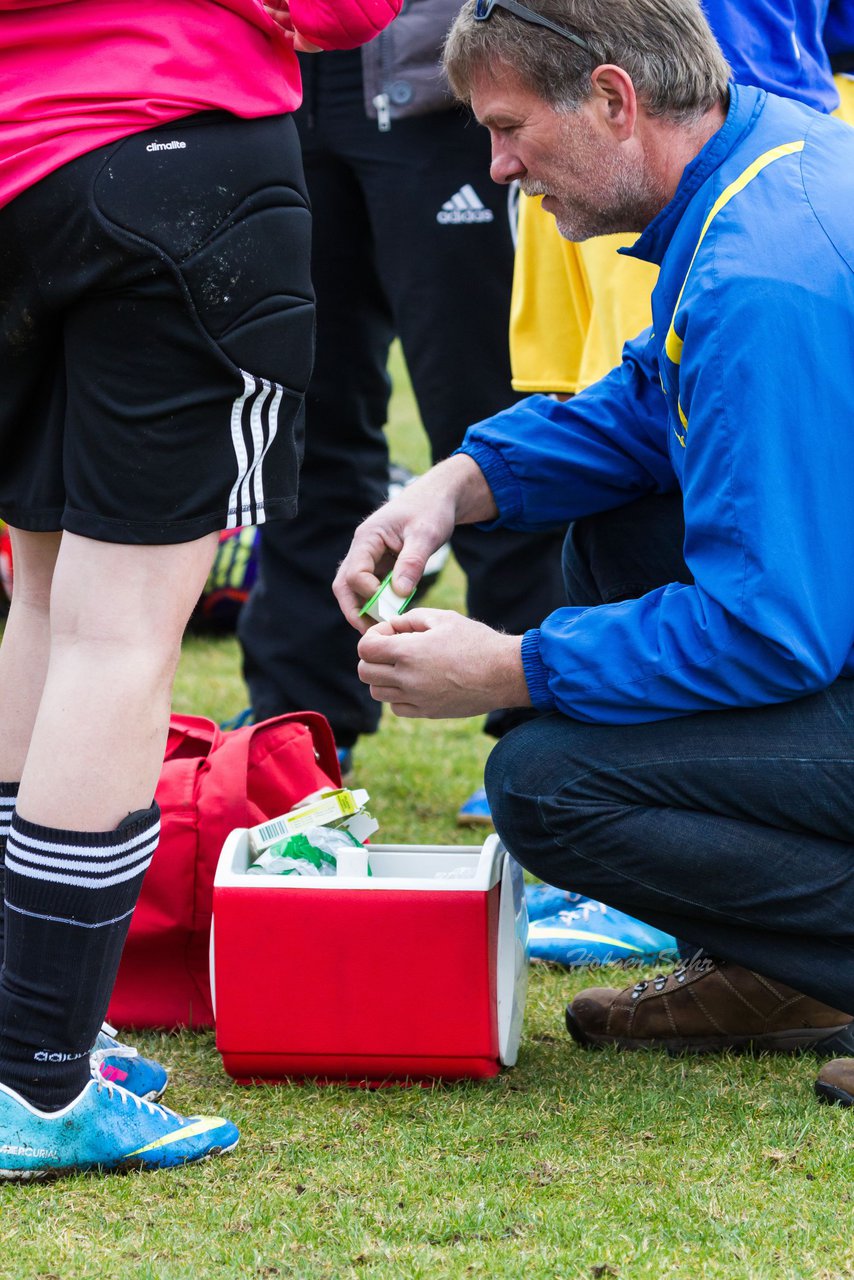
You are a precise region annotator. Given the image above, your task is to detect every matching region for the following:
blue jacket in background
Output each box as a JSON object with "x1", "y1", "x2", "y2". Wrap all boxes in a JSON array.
[
  {"x1": 704, "y1": 0, "x2": 837, "y2": 112},
  {"x1": 461, "y1": 85, "x2": 854, "y2": 724}
]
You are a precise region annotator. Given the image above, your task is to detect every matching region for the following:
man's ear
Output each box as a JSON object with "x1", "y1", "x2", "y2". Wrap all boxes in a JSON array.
[{"x1": 588, "y1": 64, "x2": 637, "y2": 140}]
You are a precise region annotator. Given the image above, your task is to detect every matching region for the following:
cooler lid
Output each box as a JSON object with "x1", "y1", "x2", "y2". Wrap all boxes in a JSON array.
[{"x1": 496, "y1": 847, "x2": 529, "y2": 1066}]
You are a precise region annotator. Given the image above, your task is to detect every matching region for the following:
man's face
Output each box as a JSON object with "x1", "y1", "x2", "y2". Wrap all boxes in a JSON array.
[{"x1": 470, "y1": 66, "x2": 663, "y2": 240}]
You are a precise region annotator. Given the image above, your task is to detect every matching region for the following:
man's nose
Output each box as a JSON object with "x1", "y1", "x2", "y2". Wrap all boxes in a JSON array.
[{"x1": 489, "y1": 141, "x2": 524, "y2": 186}]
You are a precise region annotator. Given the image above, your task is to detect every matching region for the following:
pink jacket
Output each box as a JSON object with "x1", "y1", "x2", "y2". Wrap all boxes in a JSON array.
[{"x1": 0, "y1": 0, "x2": 402, "y2": 208}]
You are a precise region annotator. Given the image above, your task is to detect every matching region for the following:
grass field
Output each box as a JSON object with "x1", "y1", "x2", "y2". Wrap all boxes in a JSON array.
[{"x1": 2, "y1": 349, "x2": 853, "y2": 1279}]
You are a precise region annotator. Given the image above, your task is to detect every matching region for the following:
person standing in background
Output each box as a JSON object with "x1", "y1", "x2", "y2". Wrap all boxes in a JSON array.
[{"x1": 236, "y1": 0, "x2": 567, "y2": 822}]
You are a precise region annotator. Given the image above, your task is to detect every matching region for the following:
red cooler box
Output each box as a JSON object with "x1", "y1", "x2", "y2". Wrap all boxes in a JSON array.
[{"x1": 211, "y1": 832, "x2": 529, "y2": 1083}]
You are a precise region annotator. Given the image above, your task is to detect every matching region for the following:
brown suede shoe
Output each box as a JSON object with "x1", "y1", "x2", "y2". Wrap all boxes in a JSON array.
[
  {"x1": 815, "y1": 1058, "x2": 854, "y2": 1106},
  {"x1": 565, "y1": 958, "x2": 854, "y2": 1055}
]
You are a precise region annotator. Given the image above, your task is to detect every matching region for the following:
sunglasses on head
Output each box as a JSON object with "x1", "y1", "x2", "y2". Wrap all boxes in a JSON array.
[{"x1": 473, "y1": 0, "x2": 596, "y2": 56}]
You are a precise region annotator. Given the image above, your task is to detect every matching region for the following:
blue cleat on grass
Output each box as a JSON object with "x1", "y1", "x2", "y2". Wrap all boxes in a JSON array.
[
  {"x1": 525, "y1": 886, "x2": 679, "y2": 967},
  {"x1": 0, "y1": 1077, "x2": 238, "y2": 1180},
  {"x1": 456, "y1": 786, "x2": 494, "y2": 828},
  {"x1": 91, "y1": 1024, "x2": 169, "y2": 1102}
]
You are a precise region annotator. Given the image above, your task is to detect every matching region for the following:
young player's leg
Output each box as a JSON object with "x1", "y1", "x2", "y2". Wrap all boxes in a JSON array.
[
  {"x1": 0, "y1": 529, "x2": 61, "y2": 784},
  {"x1": 17, "y1": 531, "x2": 217, "y2": 830},
  {"x1": 0, "y1": 110, "x2": 312, "y2": 1174},
  {"x1": 0, "y1": 529, "x2": 61, "y2": 954},
  {"x1": 0, "y1": 531, "x2": 218, "y2": 1104},
  {"x1": 0, "y1": 531, "x2": 240, "y2": 1178}
]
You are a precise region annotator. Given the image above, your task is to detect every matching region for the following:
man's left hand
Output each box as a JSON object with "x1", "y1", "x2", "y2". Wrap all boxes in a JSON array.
[{"x1": 356, "y1": 609, "x2": 531, "y2": 719}]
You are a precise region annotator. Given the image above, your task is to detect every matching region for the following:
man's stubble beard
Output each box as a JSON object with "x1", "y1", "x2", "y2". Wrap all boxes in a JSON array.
[{"x1": 522, "y1": 114, "x2": 666, "y2": 241}]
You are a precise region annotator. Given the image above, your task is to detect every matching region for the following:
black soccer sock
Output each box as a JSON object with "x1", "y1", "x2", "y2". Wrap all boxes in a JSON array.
[
  {"x1": 0, "y1": 803, "x2": 159, "y2": 1110},
  {"x1": 0, "y1": 782, "x2": 19, "y2": 962}
]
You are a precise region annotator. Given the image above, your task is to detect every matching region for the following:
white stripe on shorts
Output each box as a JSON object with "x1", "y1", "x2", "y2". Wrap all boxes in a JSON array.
[
  {"x1": 250, "y1": 380, "x2": 282, "y2": 520},
  {"x1": 226, "y1": 371, "x2": 254, "y2": 530},
  {"x1": 227, "y1": 370, "x2": 285, "y2": 528}
]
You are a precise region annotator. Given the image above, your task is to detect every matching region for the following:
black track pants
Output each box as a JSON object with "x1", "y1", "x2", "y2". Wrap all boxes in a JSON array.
[{"x1": 239, "y1": 64, "x2": 566, "y2": 745}]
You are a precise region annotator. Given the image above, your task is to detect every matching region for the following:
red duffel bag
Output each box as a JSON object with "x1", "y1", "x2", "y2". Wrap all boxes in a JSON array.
[{"x1": 107, "y1": 711, "x2": 341, "y2": 1030}]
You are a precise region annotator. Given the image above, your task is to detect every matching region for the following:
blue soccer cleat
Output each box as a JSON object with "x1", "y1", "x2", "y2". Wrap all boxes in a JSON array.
[
  {"x1": 91, "y1": 1024, "x2": 169, "y2": 1102},
  {"x1": 0, "y1": 1077, "x2": 239, "y2": 1180},
  {"x1": 456, "y1": 786, "x2": 494, "y2": 828},
  {"x1": 525, "y1": 886, "x2": 679, "y2": 967}
]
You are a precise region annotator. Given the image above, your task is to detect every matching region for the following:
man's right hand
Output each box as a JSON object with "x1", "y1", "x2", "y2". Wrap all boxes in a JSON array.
[{"x1": 333, "y1": 453, "x2": 498, "y2": 634}]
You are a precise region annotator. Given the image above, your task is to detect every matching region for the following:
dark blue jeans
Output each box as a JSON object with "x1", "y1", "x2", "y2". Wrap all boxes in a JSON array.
[{"x1": 486, "y1": 494, "x2": 854, "y2": 1012}]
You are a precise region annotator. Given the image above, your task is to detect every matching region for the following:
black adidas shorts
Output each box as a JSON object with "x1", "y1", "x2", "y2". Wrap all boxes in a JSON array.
[{"x1": 0, "y1": 112, "x2": 314, "y2": 544}]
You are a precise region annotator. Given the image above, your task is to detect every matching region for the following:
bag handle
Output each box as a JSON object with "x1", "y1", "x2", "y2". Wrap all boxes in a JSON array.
[
  {"x1": 202, "y1": 711, "x2": 342, "y2": 821},
  {"x1": 272, "y1": 710, "x2": 341, "y2": 785},
  {"x1": 164, "y1": 713, "x2": 220, "y2": 762}
]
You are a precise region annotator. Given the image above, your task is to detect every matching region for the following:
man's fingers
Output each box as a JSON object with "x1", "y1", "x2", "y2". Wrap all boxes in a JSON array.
[
  {"x1": 357, "y1": 625, "x2": 400, "y2": 665},
  {"x1": 333, "y1": 524, "x2": 404, "y2": 629},
  {"x1": 367, "y1": 682, "x2": 401, "y2": 703},
  {"x1": 366, "y1": 682, "x2": 424, "y2": 717},
  {"x1": 381, "y1": 609, "x2": 434, "y2": 635},
  {"x1": 390, "y1": 544, "x2": 432, "y2": 597},
  {"x1": 357, "y1": 659, "x2": 397, "y2": 687},
  {"x1": 389, "y1": 700, "x2": 424, "y2": 718},
  {"x1": 332, "y1": 573, "x2": 373, "y2": 634}
]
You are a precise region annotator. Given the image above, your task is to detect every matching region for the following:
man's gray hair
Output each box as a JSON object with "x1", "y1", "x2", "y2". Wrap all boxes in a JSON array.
[{"x1": 443, "y1": 0, "x2": 731, "y2": 122}]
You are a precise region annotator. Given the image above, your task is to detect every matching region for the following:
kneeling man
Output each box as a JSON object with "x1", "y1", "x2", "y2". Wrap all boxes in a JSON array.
[{"x1": 334, "y1": 0, "x2": 854, "y2": 1109}]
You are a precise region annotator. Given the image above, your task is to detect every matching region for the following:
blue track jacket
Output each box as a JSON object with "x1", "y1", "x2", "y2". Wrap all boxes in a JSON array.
[
  {"x1": 460, "y1": 85, "x2": 854, "y2": 724},
  {"x1": 705, "y1": 0, "x2": 837, "y2": 113}
]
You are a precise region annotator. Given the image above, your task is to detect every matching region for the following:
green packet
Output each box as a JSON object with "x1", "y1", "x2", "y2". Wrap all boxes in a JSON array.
[{"x1": 246, "y1": 827, "x2": 372, "y2": 877}]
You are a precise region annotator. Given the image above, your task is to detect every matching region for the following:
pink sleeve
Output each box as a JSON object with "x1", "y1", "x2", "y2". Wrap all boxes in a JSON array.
[{"x1": 289, "y1": 0, "x2": 403, "y2": 49}]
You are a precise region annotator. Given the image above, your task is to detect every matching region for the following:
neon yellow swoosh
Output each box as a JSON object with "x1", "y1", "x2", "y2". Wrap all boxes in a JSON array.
[
  {"x1": 528, "y1": 926, "x2": 643, "y2": 952},
  {"x1": 127, "y1": 1116, "x2": 224, "y2": 1157}
]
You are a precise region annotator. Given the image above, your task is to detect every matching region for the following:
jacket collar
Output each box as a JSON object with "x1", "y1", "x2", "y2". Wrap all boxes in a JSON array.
[{"x1": 622, "y1": 82, "x2": 766, "y2": 266}]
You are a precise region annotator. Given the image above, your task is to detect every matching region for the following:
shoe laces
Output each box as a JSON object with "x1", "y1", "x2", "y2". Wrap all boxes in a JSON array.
[
  {"x1": 95, "y1": 1077, "x2": 180, "y2": 1124},
  {"x1": 559, "y1": 900, "x2": 608, "y2": 926},
  {"x1": 89, "y1": 1020, "x2": 140, "y2": 1066},
  {"x1": 630, "y1": 955, "x2": 717, "y2": 1000},
  {"x1": 90, "y1": 1042, "x2": 139, "y2": 1066}
]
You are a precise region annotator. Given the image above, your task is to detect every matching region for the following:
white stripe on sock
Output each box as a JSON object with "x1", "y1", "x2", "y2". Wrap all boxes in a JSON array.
[
  {"x1": 0, "y1": 797, "x2": 15, "y2": 836},
  {"x1": 6, "y1": 900, "x2": 137, "y2": 929},
  {"x1": 6, "y1": 835, "x2": 159, "y2": 877},
  {"x1": 5, "y1": 852, "x2": 155, "y2": 891},
  {"x1": 8, "y1": 822, "x2": 160, "y2": 860}
]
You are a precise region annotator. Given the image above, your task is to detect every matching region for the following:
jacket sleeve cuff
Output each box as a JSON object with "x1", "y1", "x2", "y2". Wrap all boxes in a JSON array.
[
  {"x1": 521, "y1": 630, "x2": 555, "y2": 710},
  {"x1": 453, "y1": 440, "x2": 523, "y2": 528}
]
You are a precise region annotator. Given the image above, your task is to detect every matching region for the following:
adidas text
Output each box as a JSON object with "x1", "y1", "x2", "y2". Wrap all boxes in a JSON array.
[
  {"x1": 437, "y1": 184, "x2": 494, "y2": 225},
  {"x1": 34, "y1": 1050, "x2": 87, "y2": 1063},
  {"x1": 146, "y1": 140, "x2": 187, "y2": 152}
]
